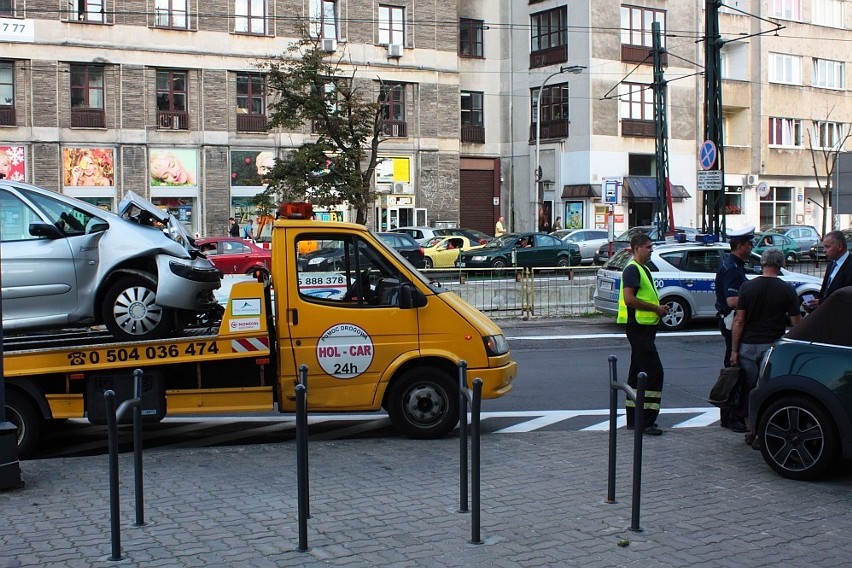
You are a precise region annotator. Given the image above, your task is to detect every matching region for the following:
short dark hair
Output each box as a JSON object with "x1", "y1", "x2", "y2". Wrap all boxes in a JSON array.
[
  {"x1": 825, "y1": 230, "x2": 848, "y2": 251},
  {"x1": 630, "y1": 233, "x2": 652, "y2": 250}
]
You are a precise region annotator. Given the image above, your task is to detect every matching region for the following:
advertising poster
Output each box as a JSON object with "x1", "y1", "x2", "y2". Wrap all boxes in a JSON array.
[
  {"x1": 565, "y1": 201, "x2": 584, "y2": 229},
  {"x1": 0, "y1": 145, "x2": 26, "y2": 181},
  {"x1": 231, "y1": 150, "x2": 275, "y2": 186},
  {"x1": 62, "y1": 147, "x2": 114, "y2": 187},
  {"x1": 150, "y1": 147, "x2": 198, "y2": 187}
]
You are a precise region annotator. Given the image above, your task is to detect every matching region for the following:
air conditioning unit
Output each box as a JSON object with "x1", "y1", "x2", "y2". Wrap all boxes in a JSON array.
[
  {"x1": 393, "y1": 182, "x2": 413, "y2": 194},
  {"x1": 321, "y1": 38, "x2": 337, "y2": 53},
  {"x1": 387, "y1": 44, "x2": 403, "y2": 58},
  {"x1": 745, "y1": 174, "x2": 759, "y2": 186}
]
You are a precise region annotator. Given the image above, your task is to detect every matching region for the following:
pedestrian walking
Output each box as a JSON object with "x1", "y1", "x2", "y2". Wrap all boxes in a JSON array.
[
  {"x1": 553, "y1": 216, "x2": 562, "y2": 231},
  {"x1": 713, "y1": 225, "x2": 754, "y2": 433},
  {"x1": 730, "y1": 248, "x2": 801, "y2": 448},
  {"x1": 229, "y1": 217, "x2": 240, "y2": 237},
  {"x1": 242, "y1": 218, "x2": 255, "y2": 242},
  {"x1": 804, "y1": 230, "x2": 852, "y2": 311},
  {"x1": 618, "y1": 234, "x2": 669, "y2": 436},
  {"x1": 495, "y1": 215, "x2": 506, "y2": 237}
]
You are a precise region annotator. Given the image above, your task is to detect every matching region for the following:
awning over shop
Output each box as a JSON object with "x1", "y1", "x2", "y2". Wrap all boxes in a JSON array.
[
  {"x1": 626, "y1": 177, "x2": 690, "y2": 202},
  {"x1": 561, "y1": 184, "x2": 601, "y2": 199}
]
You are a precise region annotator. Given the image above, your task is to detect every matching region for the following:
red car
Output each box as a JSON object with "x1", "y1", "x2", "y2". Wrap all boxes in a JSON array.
[{"x1": 196, "y1": 237, "x2": 272, "y2": 279}]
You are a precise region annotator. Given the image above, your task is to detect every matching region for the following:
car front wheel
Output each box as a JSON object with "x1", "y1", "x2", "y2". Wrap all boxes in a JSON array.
[
  {"x1": 659, "y1": 296, "x2": 690, "y2": 331},
  {"x1": 757, "y1": 395, "x2": 839, "y2": 481},
  {"x1": 102, "y1": 274, "x2": 174, "y2": 341}
]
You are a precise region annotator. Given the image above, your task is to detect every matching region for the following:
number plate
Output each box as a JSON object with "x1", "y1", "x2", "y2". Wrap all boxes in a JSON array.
[{"x1": 599, "y1": 280, "x2": 613, "y2": 291}]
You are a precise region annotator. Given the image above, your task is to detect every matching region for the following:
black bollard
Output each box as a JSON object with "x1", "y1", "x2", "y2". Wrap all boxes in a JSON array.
[
  {"x1": 295, "y1": 383, "x2": 309, "y2": 552},
  {"x1": 458, "y1": 360, "x2": 469, "y2": 514},
  {"x1": 104, "y1": 390, "x2": 123, "y2": 561},
  {"x1": 132, "y1": 370, "x2": 145, "y2": 527},
  {"x1": 470, "y1": 378, "x2": 483, "y2": 545},
  {"x1": 298, "y1": 365, "x2": 310, "y2": 519},
  {"x1": 606, "y1": 355, "x2": 619, "y2": 504}
]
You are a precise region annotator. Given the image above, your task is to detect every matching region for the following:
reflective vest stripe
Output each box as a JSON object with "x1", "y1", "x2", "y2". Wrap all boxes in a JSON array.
[{"x1": 617, "y1": 260, "x2": 661, "y2": 325}]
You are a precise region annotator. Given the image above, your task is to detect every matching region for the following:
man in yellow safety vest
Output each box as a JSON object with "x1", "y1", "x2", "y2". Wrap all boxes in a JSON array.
[{"x1": 617, "y1": 233, "x2": 670, "y2": 435}]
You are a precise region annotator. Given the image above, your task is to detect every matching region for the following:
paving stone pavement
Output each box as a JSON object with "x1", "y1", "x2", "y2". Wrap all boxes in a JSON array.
[{"x1": 2, "y1": 428, "x2": 852, "y2": 567}]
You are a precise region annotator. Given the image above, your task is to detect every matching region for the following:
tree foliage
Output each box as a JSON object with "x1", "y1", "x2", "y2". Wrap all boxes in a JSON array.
[{"x1": 257, "y1": 35, "x2": 385, "y2": 224}]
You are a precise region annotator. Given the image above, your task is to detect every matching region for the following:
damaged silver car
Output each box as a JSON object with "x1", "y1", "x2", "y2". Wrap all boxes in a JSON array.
[{"x1": 1, "y1": 182, "x2": 221, "y2": 340}]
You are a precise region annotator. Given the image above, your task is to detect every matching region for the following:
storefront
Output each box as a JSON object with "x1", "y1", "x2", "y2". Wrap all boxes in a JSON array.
[{"x1": 61, "y1": 146, "x2": 117, "y2": 210}]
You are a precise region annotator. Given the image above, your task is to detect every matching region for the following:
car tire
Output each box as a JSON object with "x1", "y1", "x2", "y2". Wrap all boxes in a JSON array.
[
  {"x1": 659, "y1": 296, "x2": 690, "y2": 331},
  {"x1": 757, "y1": 394, "x2": 839, "y2": 481},
  {"x1": 786, "y1": 252, "x2": 798, "y2": 264},
  {"x1": 491, "y1": 258, "x2": 507, "y2": 269},
  {"x1": 385, "y1": 367, "x2": 459, "y2": 439},
  {"x1": 102, "y1": 274, "x2": 174, "y2": 341},
  {"x1": 423, "y1": 257, "x2": 433, "y2": 269},
  {"x1": 556, "y1": 257, "x2": 571, "y2": 268},
  {"x1": 5, "y1": 390, "x2": 41, "y2": 457}
]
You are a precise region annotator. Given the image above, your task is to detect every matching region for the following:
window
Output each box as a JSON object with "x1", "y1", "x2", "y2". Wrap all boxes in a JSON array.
[
  {"x1": 812, "y1": 0, "x2": 843, "y2": 27},
  {"x1": 813, "y1": 58, "x2": 845, "y2": 89},
  {"x1": 769, "y1": 0, "x2": 801, "y2": 20},
  {"x1": 768, "y1": 117, "x2": 803, "y2": 147},
  {"x1": 379, "y1": 5, "x2": 404, "y2": 46},
  {"x1": 235, "y1": 0, "x2": 266, "y2": 35},
  {"x1": 759, "y1": 186, "x2": 793, "y2": 228},
  {"x1": 156, "y1": 70, "x2": 188, "y2": 130},
  {"x1": 70, "y1": 65, "x2": 105, "y2": 128},
  {"x1": 720, "y1": 42, "x2": 748, "y2": 81},
  {"x1": 768, "y1": 53, "x2": 801, "y2": 84},
  {"x1": 460, "y1": 91, "x2": 484, "y2": 143},
  {"x1": 0, "y1": 61, "x2": 14, "y2": 126},
  {"x1": 530, "y1": 84, "x2": 569, "y2": 139},
  {"x1": 619, "y1": 82, "x2": 655, "y2": 137},
  {"x1": 379, "y1": 82, "x2": 406, "y2": 137},
  {"x1": 620, "y1": 4, "x2": 666, "y2": 64},
  {"x1": 67, "y1": 0, "x2": 106, "y2": 22},
  {"x1": 155, "y1": 0, "x2": 189, "y2": 29},
  {"x1": 530, "y1": 7, "x2": 567, "y2": 68},
  {"x1": 459, "y1": 18, "x2": 484, "y2": 58},
  {"x1": 236, "y1": 73, "x2": 267, "y2": 133},
  {"x1": 813, "y1": 121, "x2": 845, "y2": 150},
  {"x1": 309, "y1": 0, "x2": 336, "y2": 39},
  {"x1": 0, "y1": 0, "x2": 13, "y2": 17}
]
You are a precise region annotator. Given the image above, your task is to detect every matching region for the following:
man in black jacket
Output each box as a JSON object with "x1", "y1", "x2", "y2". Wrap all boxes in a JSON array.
[{"x1": 804, "y1": 230, "x2": 852, "y2": 311}]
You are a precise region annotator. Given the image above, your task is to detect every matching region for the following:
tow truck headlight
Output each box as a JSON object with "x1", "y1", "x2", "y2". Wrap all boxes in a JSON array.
[{"x1": 483, "y1": 334, "x2": 509, "y2": 356}]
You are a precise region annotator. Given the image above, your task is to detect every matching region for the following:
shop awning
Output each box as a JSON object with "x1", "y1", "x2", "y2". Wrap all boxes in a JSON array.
[
  {"x1": 561, "y1": 184, "x2": 601, "y2": 199},
  {"x1": 626, "y1": 177, "x2": 691, "y2": 202}
]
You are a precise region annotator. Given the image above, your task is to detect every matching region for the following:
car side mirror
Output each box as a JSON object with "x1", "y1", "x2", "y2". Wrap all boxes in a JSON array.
[
  {"x1": 29, "y1": 222, "x2": 65, "y2": 239},
  {"x1": 399, "y1": 282, "x2": 427, "y2": 309}
]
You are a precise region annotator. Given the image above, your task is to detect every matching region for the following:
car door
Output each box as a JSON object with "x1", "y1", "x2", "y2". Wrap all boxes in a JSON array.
[
  {"x1": 679, "y1": 249, "x2": 723, "y2": 317},
  {"x1": 1, "y1": 187, "x2": 79, "y2": 329},
  {"x1": 528, "y1": 234, "x2": 562, "y2": 266},
  {"x1": 216, "y1": 239, "x2": 254, "y2": 274}
]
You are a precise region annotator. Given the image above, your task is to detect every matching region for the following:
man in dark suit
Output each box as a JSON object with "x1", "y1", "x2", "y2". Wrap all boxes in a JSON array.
[{"x1": 804, "y1": 230, "x2": 852, "y2": 311}]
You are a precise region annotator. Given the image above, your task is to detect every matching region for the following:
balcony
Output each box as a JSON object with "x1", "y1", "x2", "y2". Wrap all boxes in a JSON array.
[
  {"x1": 529, "y1": 120, "x2": 568, "y2": 141},
  {"x1": 0, "y1": 106, "x2": 15, "y2": 126},
  {"x1": 71, "y1": 108, "x2": 105, "y2": 128},
  {"x1": 381, "y1": 120, "x2": 407, "y2": 138},
  {"x1": 236, "y1": 113, "x2": 268, "y2": 133},
  {"x1": 529, "y1": 45, "x2": 568, "y2": 69},
  {"x1": 158, "y1": 111, "x2": 189, "y2": 130},
  {"x1": 621, "y1": 119, "x2": 656, "y2": 138},
  {"x1": 461, "y1": 124, "x2": 485, "y2": 143},
  {"x1": 621, "y1": 45, "x2": 667, "y2": 66}
]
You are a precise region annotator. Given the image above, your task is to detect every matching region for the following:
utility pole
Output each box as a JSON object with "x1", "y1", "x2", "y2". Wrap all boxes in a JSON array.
[
  {"x1": 652, "y1": 21, "x2": 672, "y2": 236},
  {"x1": 703, "y1": 0, "x2": 725, "y2": 237}
]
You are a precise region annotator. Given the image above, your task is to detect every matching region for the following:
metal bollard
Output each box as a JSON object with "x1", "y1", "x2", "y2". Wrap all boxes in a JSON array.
[
  {"x1": 630, "y1": 372, "x2": 646, "y2": 533},
  {"x1": 298, "y1": 365, "x2": 310, "y2": 519},
  {"x1": 132, "y1": 370, "x2": 145, "y2": 528},
  {"x1": 470, "y1": 378, "x2": 483, "y2": 545},
  {"x1": 606, "y1": 355, "x2": 619, "y2": 504},
  {"x1": 458, "y1": 360, "x2": 469, "y2": 514},
  {"x1": 104, "y1": 390, "x2": 123, "y2": 562},
  {"x1": 295, "y1": 383, "x2": 309, "y2": 552}
]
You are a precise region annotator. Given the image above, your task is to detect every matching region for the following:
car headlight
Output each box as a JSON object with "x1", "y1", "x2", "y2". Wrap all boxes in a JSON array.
[
  {"x1": 483, "y1": 334, "x2": 509, "y2": 356},
  {"x1": 308, "y1": 257, "x2": 325, "y2": 265},
  {"x1": 471, "y1": 255, "x2": 487, "y2": 262}
]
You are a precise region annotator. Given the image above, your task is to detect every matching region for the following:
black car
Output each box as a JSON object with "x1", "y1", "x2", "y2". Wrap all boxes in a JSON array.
[
  {"x1": 749, "y1": 287, "x2": 852, "y2": 480},
  {"x1": 593, "y1": 225, "x2": 699, "y2": 264},
  {"x1": 456, "y1": 232, "x2": 580, "y2": 269},
  {"x1": 434, "y1": 227, "x2": 494, "y2": 245},
  {"x1": 806, "y1": 229, "x2": 852, "y2": 260},
  {"x1": 377, "y1": 232, "x2": 426, "y2": 268}
]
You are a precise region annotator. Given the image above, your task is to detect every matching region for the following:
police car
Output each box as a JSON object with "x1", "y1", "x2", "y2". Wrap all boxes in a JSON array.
[{"x1": 593, "y1": 242, "x2": 821, "y2": 331}]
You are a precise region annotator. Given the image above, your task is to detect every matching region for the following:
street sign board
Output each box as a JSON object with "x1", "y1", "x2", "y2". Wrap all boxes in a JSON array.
[
  {"x1": 699, "y1": 140, "x2": 717, "y2": 171},
  {"x1": 696, "y1": 170, "x2": 723, "y2": 191},
  {"x1": 602, "y1": 177, "x2": 622, "y2": 205}
]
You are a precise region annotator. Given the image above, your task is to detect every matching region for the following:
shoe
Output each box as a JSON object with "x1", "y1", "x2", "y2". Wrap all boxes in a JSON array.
[
  {"x1": 730, "y1": 420, "x2": 748, "y2": 433},
  {"x1": 642, "y1": 426, "x2": 663, "y2": 436}
]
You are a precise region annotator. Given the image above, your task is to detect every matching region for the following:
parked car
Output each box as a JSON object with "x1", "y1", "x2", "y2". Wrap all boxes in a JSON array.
[
  {"x1": 376, "y1": 232, "x2": 426, "y2": 268},
  {"x1": 593, "y1": 225, "x2": 699, "y2": 264},
  {"x1": 551, "y1": 229, "x2": 608, "y2": 265},
  {"x1": 1, "y1": 182, "x2": 222, "y2": 340},
  {"x1": 395, "y1": 226, "x2": 493, "y2": 246},
  {"x1": 456, "y1": 232, "x2": 581, "y2": 269},
  {"x1": 753, "y1": 232, "x2": 802, "y2": 263},
  {"x1": 196, "y1": 237, "x2": 272, "y2": 279},
  {"x1": 593, "y1": 242, "x2": 820, "y2": 331},
  {"x1": 394, "y1": 226, "x2": 442, "y2": 242},
  {"x1": 420, "y1": 235, "x2": 483, "y2": 268},
  {"x1": 806, "y1": 229, "x2": 852, "y2": 260},
  {"x1": 765, "y1": 224, "x2": 820, "y2": 254},
  {"x1": 749, "y1": 287, "x2": 852, "y2": 480}
]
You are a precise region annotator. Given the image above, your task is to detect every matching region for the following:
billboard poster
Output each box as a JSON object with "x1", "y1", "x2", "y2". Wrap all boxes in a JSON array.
[
  {"x1": 565, "y1": 201, "x2": 584, "y2": 229},
  {"x1": 62, "y1": 147, "x2": 114, "y2": 187},
  {"x1": 0, "y1": 145, "x2": 26, "y2": 181},
  {"x1": 231, "y1": 150, "x2": 275, "y2": 186},
  {"x1": 149, "y1": 147, "x2": 198, "y2": 187}
]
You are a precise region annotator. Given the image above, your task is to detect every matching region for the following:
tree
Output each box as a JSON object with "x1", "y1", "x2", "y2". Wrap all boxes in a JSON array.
[
  {"x1": 807, "y1": 107, "x2": 852, "y2": 235},
  {"x1": 257, "y1": 35, "x2": 386, "y2": 225}
]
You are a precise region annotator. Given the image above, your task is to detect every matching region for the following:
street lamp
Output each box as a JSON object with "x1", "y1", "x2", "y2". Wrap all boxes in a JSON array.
[{"x1": 534, "y1": 65, "x2": 585, "y2": 232}]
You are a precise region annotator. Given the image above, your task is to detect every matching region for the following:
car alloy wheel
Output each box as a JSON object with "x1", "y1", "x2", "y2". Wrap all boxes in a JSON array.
[
  {"x1": 103, "y1": 274, "x2": 173, "y2": 340},
  {"x1": 659, "y1": 296, "x2": 690, "y2": 331}
]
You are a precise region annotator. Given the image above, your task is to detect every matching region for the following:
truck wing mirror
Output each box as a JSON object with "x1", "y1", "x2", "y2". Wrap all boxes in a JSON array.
[{"x1": 399, "y1": 282, "x2": 427, "y2": 309}]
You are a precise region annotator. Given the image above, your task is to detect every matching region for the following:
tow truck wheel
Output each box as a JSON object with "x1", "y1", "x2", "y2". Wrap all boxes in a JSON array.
[
  {"x1": 386, "y1": 368, "x2": 459, "y2": 439},
  {"x1": 5, "y1": 390, "x2": 41, "y2": 457},
  {"x1": 103, "y1": 274, "x2": 173, "y2": 341}
]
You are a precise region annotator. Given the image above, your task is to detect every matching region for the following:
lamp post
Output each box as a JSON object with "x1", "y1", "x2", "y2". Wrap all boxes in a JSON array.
[{"x1": 534, "y1": 64, "x2": 585, "y2": 232}]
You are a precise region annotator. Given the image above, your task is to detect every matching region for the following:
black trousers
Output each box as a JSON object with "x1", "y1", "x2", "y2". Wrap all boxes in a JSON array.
[
  {"x1": 717, "y1": 315, "x2": 734, "y2": 427},
  {"x1": 625, "y1": 321, "x2": 664, "y2": 429}
]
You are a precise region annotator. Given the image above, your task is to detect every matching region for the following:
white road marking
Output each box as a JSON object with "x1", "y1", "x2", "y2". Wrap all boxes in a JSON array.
[{"x1": 507, "y1": 331, "x2": 721, "y2": 341}]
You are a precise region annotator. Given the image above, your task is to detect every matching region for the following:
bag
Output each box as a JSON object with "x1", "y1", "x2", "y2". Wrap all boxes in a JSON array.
[
  {"x1": 723, "y1": 310, "x2": 736, "y2": 331},
  {"x1": 708, "y1": 366, "x2": 744, "y2": 409}
]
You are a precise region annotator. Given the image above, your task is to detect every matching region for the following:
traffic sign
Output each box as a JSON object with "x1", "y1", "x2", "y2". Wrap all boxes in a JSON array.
[
  {"x1": 699, "y1": 140, "x2": 717, "y2": 171},
  {"x1": 602, "y1": 177, "x2": 622, "y2": 205},
  {"x1": 696, "y1": 170, "x2": 722, "y2": 191}
]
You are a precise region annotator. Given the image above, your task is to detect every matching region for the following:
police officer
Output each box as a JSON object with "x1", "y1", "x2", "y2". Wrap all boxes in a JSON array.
[
  {"x1": 714, "y1": 225, "x2": 754, "y2": 433},
  {"x1": 618, "y1": 234, "x2": 669, "y2": 436}
]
